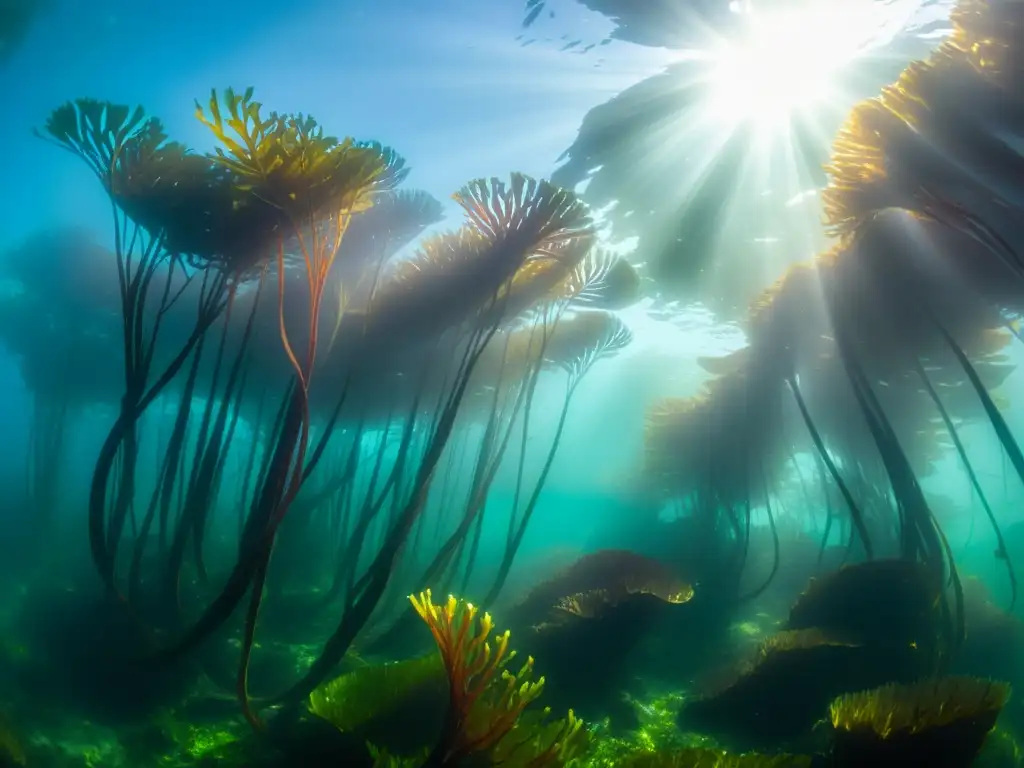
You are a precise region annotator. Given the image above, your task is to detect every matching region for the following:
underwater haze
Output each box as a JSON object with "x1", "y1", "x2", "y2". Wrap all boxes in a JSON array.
[{"x1": 2, "y1": 0, "x2": 1024, "y2": 766}]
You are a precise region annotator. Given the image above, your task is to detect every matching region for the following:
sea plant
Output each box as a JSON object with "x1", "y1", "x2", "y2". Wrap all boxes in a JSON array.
[
  {"x1": 409, "y1": 589, "x2": 588, "y2": 766},
  {"x1": 829, "y1": 676, "x2": 1011, "y2": 766}
]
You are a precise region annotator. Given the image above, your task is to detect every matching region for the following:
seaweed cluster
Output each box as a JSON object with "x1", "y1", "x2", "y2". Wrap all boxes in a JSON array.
[
  {"x1": 308, "y1": 590, "x2": 588, "y2": 767},
  {"x1": 830, "y1": 676, "x2": 1010, "y2": 766}
]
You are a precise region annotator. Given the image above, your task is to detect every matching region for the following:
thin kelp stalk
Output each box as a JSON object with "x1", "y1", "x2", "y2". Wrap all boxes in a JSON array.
[
  {"x1": 787, "y1": 375, "x2": 873, "y2": 559},
  {"x1": 272, "y1": 317, "x2": 505, "y2": 705},
  {"x1": 737, "y1": 465, "x2": 781, "y2": 602},
  {"x1": 426, "y1": 324, "x2": 552, "y2": 592},
  {"x1": 914, "y1": 357, "x2": 1016, "y2": 609},
  {"x1": 158, "y1": 282, "x2": 261, "y2": 618},
  {"x1": 814, "y1": 450, "x2": 835, "y2": 565},
  {"x1": 336, "y1": 403, "x2": 424, "y2": 607},
  {"x1": 92, "y1": 244, "x2": 229, "y2": 598},
  {"x1": 184, "y1": 285, "x2": 262, "y2": 585},
  {"x1": 482, "y1": 314, "x2": 631, "y2": 609},
  {"x1": 831, "y1": 325, "x2": 964, "y2": 649},
  {"x1": 240, "y1": 384, "x2": 295, "y2": 544},
  {"x1": 362, "y1": 337, "x2": 547, "y2": 655},
  {"x1": 938, "y1": 322, "x2": 1024, "y2": 497},
  {"x1": 127, "y1": 334, "x2": 209, "y2": 607},
  {"x1": 157, "y1": 336, "x2": 207, "y2": 556},
  {"x1": 834, "y1": 334, "x2": 940, "y2": 562},
  {"x1": 788, "y1": 446, "x2": 815, "y2": 532},
  {"x1": 235, "y1": 392, "x2": 268, "y2": 540},
  {"x1": 733, "y1": 449, "x2": 754, "y2": 576}
]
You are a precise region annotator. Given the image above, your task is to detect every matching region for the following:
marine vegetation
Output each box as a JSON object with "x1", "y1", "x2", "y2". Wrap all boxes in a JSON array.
[
  {"x1": 829, "y1": 676, "x2": 1011, "y2": 767},
  {"x1": 26, "y1": 79, "x2": 636, "y2": 738},
  {"x1": 308, "y1": 653, "x2": 448, "y2": 756},
  {"x1": 611, "y1": 748, "x2": 812, "y2": 768},
  {"x1": 5, "y1": 0, "x2": 1024, "y2": 764},
  {"x1": 499, "y1": 550, "x2": 694, "y2": 727},
  {"x1": 637, "y1": 0, "x2": 1024, "y2": 681},
  {"x1": 526, "y1": 0, "x2": 948, "y2": 314},
  {"x1": 409, "y1": 589, "x2": 588, "y2": 767}
]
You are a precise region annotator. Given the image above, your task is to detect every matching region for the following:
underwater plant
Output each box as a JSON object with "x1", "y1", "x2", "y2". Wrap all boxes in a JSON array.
[
  {"x1": 33, "y1": 82, "x2": 621, "y2": 734},
  {"x1": 612, "y1": 748, "x2": 812, "y2": 768},
  {"x1": 409, "y1": 589, "x2": 588, "y2": 766},
  {"x1": 829, "y1": 676, "x2": 1011, "y2": 767},
  {"x1": 308, "y1": 653, "x2": 447, "y2": 755},
  {"x1": 635, "y1": 0, "x2": 1024, "y2": 665},
  {"x1": 526, "y1": 0, "x2": 945, "y2": 316}
]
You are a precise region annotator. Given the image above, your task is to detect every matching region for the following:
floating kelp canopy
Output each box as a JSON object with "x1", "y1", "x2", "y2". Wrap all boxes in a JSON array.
[
  {"x1": 526, "y1": 0, "x2": 953, "y2": 317},
  {"x1": 640, "y1": 0, "x2": 1024, "y2": 630}
]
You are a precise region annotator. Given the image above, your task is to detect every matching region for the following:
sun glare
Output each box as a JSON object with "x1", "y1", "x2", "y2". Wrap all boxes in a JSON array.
[{"x1": 706, "y1": 5, "x2": 883, "y2": 130}]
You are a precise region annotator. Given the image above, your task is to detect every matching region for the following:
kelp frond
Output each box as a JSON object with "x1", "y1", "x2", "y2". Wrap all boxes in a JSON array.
[
  {"x1": 409, "y1": 590, "x2": 542, "y2": 755},
  {"x1": 452, "y1": 172, "x2": 594, "y2": 256},
  {"x1": 365, "y1": 175, "x2": 596, "y2": 341},
  {"x1": 821, "y1": 99, "x2": 898, "y2": 241},
  {"x1": 409, "y1": 590, "x2": 586, "y2": 765},
  {"x1": 830, "y1": 676, "x2": 1010, "y2": 736},
  {"x1": 947, "y1": 0, "x2": 1024, "y2": 81},
  {"x1": 196, "y1": 86, "x2": 398, "y2": 217},
  {"x1": 544, "y1": 309, "x2": 634, "y2": 378},
  {"x1": 498, "y1": 237, "x2": 595, "y2": 315},
  {"x1": 308, "y1": 653, "x2": 446, "y2": 734},
  {"x1": 565, "y1": 249, "x2": 642, "y2": 310},
  {"x1": 489, "y1": 708, "x2": 589, "y2": 767},
  {"x1": 35, "y1": 99, "x2": 165, "y2": 183}
]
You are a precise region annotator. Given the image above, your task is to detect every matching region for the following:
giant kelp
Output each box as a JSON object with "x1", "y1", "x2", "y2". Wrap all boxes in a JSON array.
[
  {"x1": 639, "y1": 0, "x2": 1024, "y2": 632},
  {"x1": 31, "y1": 83, "x2": 640, "y2": 734}
]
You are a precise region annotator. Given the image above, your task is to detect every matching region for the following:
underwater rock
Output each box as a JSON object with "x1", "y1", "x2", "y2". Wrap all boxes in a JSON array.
[
  {"x1": 508, "y1": 549, "x2": 693, "y2": 629},
  {"x1": 829, "y1": 676, "x2": 1010, "y2": 767},
  {"x1": 678, "y1": 628, "x2": 916, "y2": 750},
  {"x1": 786, "y1": 559, "x2": 943, "y2": 653},
  {"x1": 506, "y1": 550, "x2": 693, "y2": 728}
]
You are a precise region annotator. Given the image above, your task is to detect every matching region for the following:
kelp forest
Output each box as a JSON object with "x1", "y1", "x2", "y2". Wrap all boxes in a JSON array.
[{"x1": 1, "y1": 0, "x2": 1024, "y2": 766}]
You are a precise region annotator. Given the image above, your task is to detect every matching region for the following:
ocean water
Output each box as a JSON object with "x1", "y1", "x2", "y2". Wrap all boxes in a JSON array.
[{"x1": 1, "y1": 0, "x2": 1024, "y2": 766}]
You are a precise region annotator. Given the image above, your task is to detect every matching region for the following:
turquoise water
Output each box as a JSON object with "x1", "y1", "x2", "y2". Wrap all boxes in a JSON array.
[{"x1": 2, "y1": 0, "x2": 1024, "y2": 766}]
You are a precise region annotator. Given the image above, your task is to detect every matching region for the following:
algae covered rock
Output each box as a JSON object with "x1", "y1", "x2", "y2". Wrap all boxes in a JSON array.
[{"x1": 829, "y1": 676, "x2": 1010, "y2": 767}]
